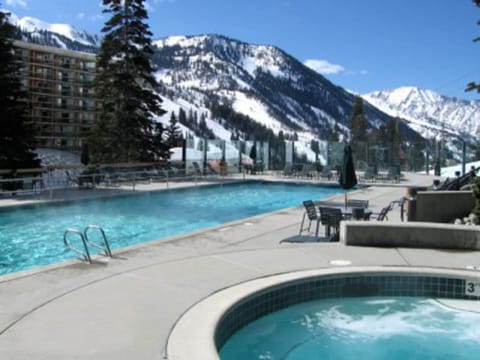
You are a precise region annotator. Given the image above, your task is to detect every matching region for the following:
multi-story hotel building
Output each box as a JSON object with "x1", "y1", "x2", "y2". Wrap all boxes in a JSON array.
[{"x1": 13, "y1": 40, "x2": 96, "y2": 151}]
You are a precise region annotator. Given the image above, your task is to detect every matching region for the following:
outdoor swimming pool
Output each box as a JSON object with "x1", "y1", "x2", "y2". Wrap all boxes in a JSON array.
[
  {"x1": 0, "y1": 181, "x2": 344, "y2": 276},
  {"x1": 220, "y1": 296, "x2": 480, "y2": 359}
]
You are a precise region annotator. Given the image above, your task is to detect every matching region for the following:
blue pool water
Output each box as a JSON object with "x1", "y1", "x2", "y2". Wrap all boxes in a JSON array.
[
  {"x1": 220, "y1": 296, "x2": 480, "y2": 360},
  {"x1": 0, "y1": 181, "x2": 344, "y2": 275}
]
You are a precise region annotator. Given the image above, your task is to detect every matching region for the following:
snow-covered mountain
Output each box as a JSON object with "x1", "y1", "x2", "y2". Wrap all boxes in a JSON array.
[
  {"x1": 151, "y1": 34, "x2": 417, "y2": 142},
  {"x1": 363, "y1": 87, "x2": 480, "y2": 144},
  {"x1": 5, "y1": 12, "x2": 99, "y2": 52}
]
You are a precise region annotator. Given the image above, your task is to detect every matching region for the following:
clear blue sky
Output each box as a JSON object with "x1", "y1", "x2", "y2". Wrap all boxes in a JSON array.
[{"x1": 3, "y1": 0, "x2": 480, "y2": 100}]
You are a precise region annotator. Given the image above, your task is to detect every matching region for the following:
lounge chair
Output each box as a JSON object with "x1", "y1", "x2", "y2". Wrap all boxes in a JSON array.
[
  {"x1": 297, "y1": 163, "x2": 314, "y2": 178},
  {"x1": 65, "y1": 170, "x2": 79, "y2": 188},
  {"x1": 319, "y1": 165, "x2": 333, "y2": 180},
  {"x1": 192, "y1": 161, "x2": 203, "y2": 176},
  {"x1": 299, "y1": 200, "x2": 322, "y2": 236},
  {"x1": 385, "y1": 166, "x2": 401, "y2": 182},
  {"x1": 438, "y1": 170, "x2": 477, "y2": 191},
  {"x1": 362, "y1": 166, "x2": 377, "y2": 182},
  {"x1": 283, "y1": 163, "x2": 296, "y2": 177},
  {"x1": 371, "y1": 198, "x2": 403, "y2": 221},
  {"x1": 133, "y1": 170, "x2": 151, "y2": 184}
]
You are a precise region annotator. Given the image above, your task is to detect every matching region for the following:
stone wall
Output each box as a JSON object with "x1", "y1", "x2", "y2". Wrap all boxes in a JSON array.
[
  {"x1": 414, "y1": 190, "x2": 474, "y2": 222},
  {"x1": 340, "y1": 221, "x2": 480, "y2": 250}
]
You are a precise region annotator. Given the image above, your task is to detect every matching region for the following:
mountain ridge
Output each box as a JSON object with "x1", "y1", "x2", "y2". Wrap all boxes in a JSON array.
[
  {"x1": 4, "y1": 11, "x2": 479, "y2": 148},
  {"x1": 5, "y1": 11, "x2": 99, "y2": 52},
  {"x1": 362, "y1": 86, "x2": 480, "y2": 142},
  {"x1": 151, "y1": 33, "x2": 418, "y2": 141}
]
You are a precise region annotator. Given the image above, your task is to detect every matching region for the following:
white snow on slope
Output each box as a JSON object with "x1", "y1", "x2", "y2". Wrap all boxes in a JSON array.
[
  {"x1": 9, "y1": 14, "x2": 99, "y2": 46},
  {"x1": 363, "y1": 86, "x2": 480, "y2": 141},
  {"x1": 231, "y1": 91, "x2": 284, "y2": 132},
  {"x1": 239, "y1": 47, "x2": 288, "y2": 79},
  {"x1": 153, "y1": 35, "x2": 208, "y2": 49}
]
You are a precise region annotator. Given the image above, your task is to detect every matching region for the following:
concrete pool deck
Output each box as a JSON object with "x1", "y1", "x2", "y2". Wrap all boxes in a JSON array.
[{"x1": 1, "y1": 172, "x2": 480, "y2": 359}]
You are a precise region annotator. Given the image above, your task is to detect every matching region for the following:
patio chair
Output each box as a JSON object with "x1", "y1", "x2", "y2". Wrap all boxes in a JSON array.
[
  {"x1": 371, "y1": 205, "x2": 392, "y2": 221},
  {"x1": 299, "y1": 200, "x2": 321, "y2": 236},
  {"x1": 319, "y1": 206, "x2": 343, "y2": 237},
  {"x1": 390, "y1": 197, "x2": 406, "y2": 221},
  {"x1": 346, "y1": 199, "x2": 371, "y2": 220},
  {"x1": 351, "y1": 207, "x2": 366, "y2": 220},
  {"x1": 347, "y1": 199, "x2": 369, "y2": 209}
]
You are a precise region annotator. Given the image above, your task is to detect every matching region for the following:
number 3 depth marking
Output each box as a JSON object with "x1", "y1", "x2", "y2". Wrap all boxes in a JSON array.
[{"x1": 466, "y1": 280, "x2": 480, "y2": 295}]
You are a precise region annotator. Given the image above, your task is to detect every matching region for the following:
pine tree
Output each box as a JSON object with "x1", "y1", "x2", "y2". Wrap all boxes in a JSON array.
[
  {"x1": 151, "y1": 122, "x2": 170, "y2": 161},
  {"x1": 0, "y1": 9, "x2": 39, "y2": 170},
  {"x1": 178, "y1": 108, "x2": 187, "y2": 125},
  {"x1": 385, "y1": 117, "x2": 401, "y2": 143},
  {"x1": 349, "y1": 96, "x2": 368, "y2": 143},
  {"x1": 166, "y1": 112, "x2": 183, "y2": 150},
  {"x1": 89, "y1": 0, "x2": 165, "y2": 163},
  {"x1": 310, "y1": 140, "x2": 320, "y2": 162},
  {"x1": 411, "y1": 132, "x2": 426, "y2": 171},
  {"x1": 330, "y1": 124, "x2": 340, "y2": 142}
]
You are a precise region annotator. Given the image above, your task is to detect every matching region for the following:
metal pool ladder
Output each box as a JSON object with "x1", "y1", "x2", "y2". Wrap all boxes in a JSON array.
[{"x1": 63, "y1": 225, "x2": 113, "y2": 264}]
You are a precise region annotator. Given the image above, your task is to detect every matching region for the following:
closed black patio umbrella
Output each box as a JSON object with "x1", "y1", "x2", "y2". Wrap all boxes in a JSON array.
[
  {"x1": 339, "y1": 143, "x2": 357, "y2": 190},
  {"x1": 339, "y1": 143, "x2": 357, "y2": 207}
]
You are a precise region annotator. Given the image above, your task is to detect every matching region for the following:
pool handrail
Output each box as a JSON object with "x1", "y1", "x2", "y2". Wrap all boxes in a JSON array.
[
  {"x1": 63, "y1": 228, "x2": 92, "y2": 263},
  {"x1": 83, "y1": 224, "x2": 113, "y2": 258}
]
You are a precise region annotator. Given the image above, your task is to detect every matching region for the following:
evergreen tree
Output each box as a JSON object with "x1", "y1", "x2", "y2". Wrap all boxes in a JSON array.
[
  {"x1": 330, "y1": 124, "x2": 340, "y2": 142},
  {"x1": 151, "y1": 122, "x2": 170, "y2": 161},
  {"x1": 0, "y1": 8, "x2": 39, "y2": 170},
  {"x1": 311, "y1": 140, "x2": 320, "y2": 162},
  {"x1": 178, "y1": 108, "x2": 187, "y2": 125},
  {"x1": 410, "y1": 133, "x2": 426, "y2": 171},
  {"x1": 166, "y1": 112, "x2": 183, "y2": 150},
  {"x1": 197, "y1": 139, "x2": 204, "y2": 152},
  {"x1": 187, "y1": 108, "x2": 193, "y2": 123},
  {"x1": 249, "y1": 143, "x2": 257, "y2": 162},
  {"x1": 385, "y1": 117, "x2": 401, "y2": 143},
  {"x1": 382, "y1": 117, "x2": 402, "y2": 166},
  {"x1": 89, "y1": 0, "x2": 165, "y2": 163},
  {"x1": 349, "y1": 96, "x2": 368, "y2": 143}
]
